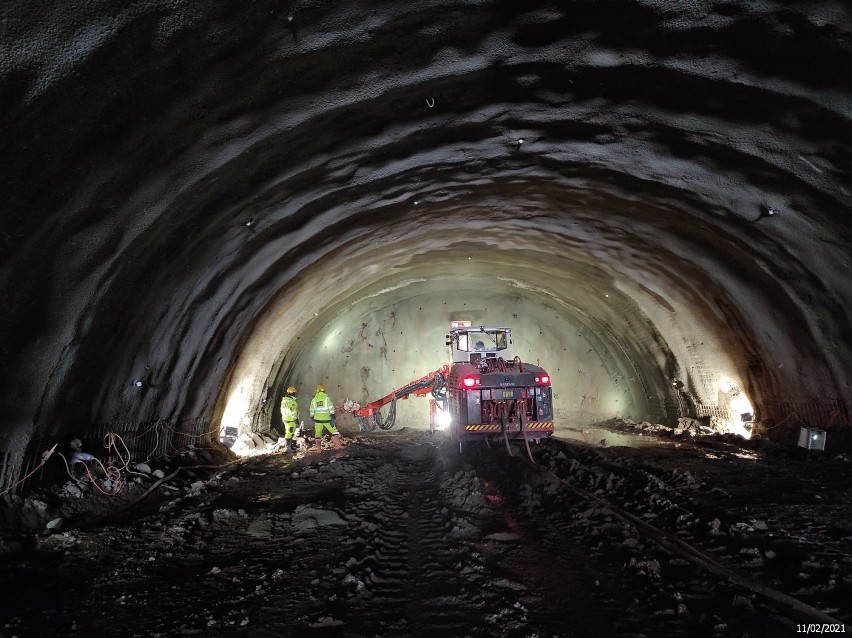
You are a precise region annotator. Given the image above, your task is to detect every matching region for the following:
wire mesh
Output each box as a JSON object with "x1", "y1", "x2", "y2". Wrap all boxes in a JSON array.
[{"x1": 3, "y1": 416, "x2": 217, "y2": 494}]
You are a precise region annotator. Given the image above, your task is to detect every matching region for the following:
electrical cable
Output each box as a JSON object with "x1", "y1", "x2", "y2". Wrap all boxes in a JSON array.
[
  {"x1": 3, "y1": 422, "x2": 230, "y2": 499},
  {"x1": 122, "y1": 458, "x2": 238, "y2": 511},
  {"x1": 171, "y1": 422, "x2": 222, "y2": 439},
  {"x1": 104, "y1": 432, "x2": 149, "y2": 478},
  {"x1": 80, "y1": 461, "x2": 122, "y2": 496},
  {"x1": 56, "y1": 453, "x2": 87, "y2": 486},
  {"x1": 761, "y1": 412, "x2": 808, "y2": 431},
  {"x1": 123, "y1": 467, "x2": 181, "y2": 509},
  {"x1": 0, "y1": 444, "x2": 57, "y2": 497},
  {"x1": 146, "y1": 423, "x2": 162, "y2": 461},
  {"x1": 529, "y1": 454, "x2": 849, "y2": 628}
]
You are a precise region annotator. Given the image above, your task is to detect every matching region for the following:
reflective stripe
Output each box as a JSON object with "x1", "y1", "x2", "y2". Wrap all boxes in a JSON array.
[
  {"x1": 281, "y1": 396, "x2": 299, "y2": 421},
  {"x1": 526, "y1": 422, "x2": 554, "y2": 429},
  {"x1": 311, "y1": 393, "x2": 334, "y2": 417},
  {"x1": 463, "y1": 423, "x2": 553, "y2": 431}
]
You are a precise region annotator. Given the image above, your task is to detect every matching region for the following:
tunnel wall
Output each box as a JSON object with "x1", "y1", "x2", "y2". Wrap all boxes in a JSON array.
[
  {"x1": 273, "y1": 289, "x2": 649, "y2": 432},
  {"x1": 224, "y1": 227, "x2": 762, "y2": 439},
  {"x1": 1, "y1": 1, "x2": 851, "y2": 490}
]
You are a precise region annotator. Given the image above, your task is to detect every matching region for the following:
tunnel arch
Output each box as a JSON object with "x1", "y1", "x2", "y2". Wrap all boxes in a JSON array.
[
  {"x1": 219, "y1": 207, "x2": 794, "y2": 440},
  {"x1": 1, "y1": 0, "x2": 850, "y2": 490}
]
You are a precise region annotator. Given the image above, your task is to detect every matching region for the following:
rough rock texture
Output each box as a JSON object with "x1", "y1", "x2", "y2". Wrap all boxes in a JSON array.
[
  {"x1": 1, "y1": 431, "x2": 850, "y2": 636},
  {"x1": 1, "y1": 1, "x2": 850, "y2": 489}
]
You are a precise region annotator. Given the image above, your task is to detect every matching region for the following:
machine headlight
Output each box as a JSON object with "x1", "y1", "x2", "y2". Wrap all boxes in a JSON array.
[{"x1": 436, "y1": 410, "x2": 452, "y2": 429}]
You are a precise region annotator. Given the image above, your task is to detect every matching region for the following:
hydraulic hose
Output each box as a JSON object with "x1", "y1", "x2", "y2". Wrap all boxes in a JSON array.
[
  {"x1": 395, "y1": 376, "x2": 438, "y2": 400},
  {"x1": 430, "y1": 372, "x2": 446, "y2": 399},
  {"x1": 500, "y1": 411, "x2": 514, "y2": 457},
  {"x1": 519, "y1": 413, "x2": 537, "y2": 465},
  {"x1": 370, "y1": 372, "x2": 445, "y2": 431},
  {"x1": 374, "y1": 398, "x2": 397, "y2": 430}
]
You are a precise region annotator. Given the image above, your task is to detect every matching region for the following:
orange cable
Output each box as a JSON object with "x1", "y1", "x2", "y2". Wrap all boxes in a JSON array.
[{"x1": 0, "y1": 444, "x2": 57, "y2": 496}]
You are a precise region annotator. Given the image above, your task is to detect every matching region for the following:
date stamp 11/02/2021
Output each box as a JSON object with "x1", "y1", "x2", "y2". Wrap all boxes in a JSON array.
[{"x1": 797, "y1": 625, "x2": 847, "y2": 633}]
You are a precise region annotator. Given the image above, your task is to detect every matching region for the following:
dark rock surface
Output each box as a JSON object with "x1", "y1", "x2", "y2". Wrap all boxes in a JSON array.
[{"x1": 0, "y1": 2, "x2": 850, "y2": 498}]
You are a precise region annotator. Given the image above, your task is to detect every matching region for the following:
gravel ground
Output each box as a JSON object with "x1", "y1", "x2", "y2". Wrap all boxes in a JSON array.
[{"x1": 1, "y1": 427, "x2": 850, "y2": 637}]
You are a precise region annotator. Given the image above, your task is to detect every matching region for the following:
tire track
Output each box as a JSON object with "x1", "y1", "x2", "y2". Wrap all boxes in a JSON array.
[{"x1": 341, "y1": 443, "x2": 517, "y2": 637}]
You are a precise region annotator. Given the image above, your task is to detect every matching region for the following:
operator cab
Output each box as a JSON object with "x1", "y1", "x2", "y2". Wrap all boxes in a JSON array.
[{"x1": 446, "y1": 325, "x2": 512, "y2": 364}]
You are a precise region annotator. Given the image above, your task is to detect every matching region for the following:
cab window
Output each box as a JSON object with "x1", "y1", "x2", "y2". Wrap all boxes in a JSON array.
[
  {"x1": 457, "y1": 333, "x2": 469, "y2": 351},
  {"x1": 495, "y1": 331, "x2": 507, "y2": 350}
]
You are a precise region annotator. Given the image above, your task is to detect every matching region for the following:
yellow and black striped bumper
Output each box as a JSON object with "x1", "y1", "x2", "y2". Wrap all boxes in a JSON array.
[
  {"x1": 525, "y1": 421, "x2": 554, "y2": 431},
  {"x1": 463, "y1": 422, "x2": 553, "y2": 432}
]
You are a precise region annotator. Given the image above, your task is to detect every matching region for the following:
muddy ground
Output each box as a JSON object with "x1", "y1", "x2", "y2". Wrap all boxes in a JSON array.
[{"x1": 1, "y1": 427, "x2": 850, "y2": 637}]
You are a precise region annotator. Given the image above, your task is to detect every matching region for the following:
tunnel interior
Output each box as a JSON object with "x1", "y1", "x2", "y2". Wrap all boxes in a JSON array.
[{"x1": 1, "y1": 1, "x2": 851, "y2": 490}]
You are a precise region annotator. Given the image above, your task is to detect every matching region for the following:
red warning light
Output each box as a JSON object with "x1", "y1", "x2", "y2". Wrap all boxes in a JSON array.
[{"x1": 462, "y1": 376, "x2": 478, "y2": 387}]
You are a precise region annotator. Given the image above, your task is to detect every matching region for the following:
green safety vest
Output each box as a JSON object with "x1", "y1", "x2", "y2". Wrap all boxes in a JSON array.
[
  {"x1": 310, "y1": 392, "x2": 335, "y2": 421},
  {"x1": 281, "y1": 395, "x2": 298, "y2": 422}
]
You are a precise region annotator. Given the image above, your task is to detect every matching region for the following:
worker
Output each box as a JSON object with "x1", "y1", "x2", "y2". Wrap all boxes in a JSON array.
[
  {"x1": 279, "y1": 386, "x2": 299, "y2": 453},
  {"x1": 310, "y1": 384, "x2": 343, "y2": 451},
  {"x1": 475, "y1": 340, "x2": 486, "y2": 351}
]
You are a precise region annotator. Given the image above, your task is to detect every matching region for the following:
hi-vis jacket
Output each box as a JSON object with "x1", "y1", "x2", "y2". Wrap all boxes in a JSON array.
[
  {"x1": 280, "y1": 395, "x2": 299, "y2": 423},
  {"x1": 310, "y1": 392, "x2": 335, "y2": 422}
]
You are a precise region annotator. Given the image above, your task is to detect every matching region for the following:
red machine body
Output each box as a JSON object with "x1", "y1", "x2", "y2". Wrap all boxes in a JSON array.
[{"x1": 343, "y1": 325, "x2": 554, "y2": 449}]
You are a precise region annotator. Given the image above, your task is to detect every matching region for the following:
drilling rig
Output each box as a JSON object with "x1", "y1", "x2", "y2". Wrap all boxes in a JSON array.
[{"x1": 343, "y1": 323, "x2": 554, "y2": 451}]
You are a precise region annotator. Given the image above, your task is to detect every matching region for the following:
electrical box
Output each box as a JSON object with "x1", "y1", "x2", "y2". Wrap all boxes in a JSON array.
[{"x1": 798, "y1": 427, "x2": 827, "y2": 451}]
